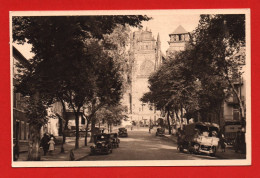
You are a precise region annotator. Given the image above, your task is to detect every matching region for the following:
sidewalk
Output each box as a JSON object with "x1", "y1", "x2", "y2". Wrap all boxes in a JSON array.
[
  {"x1": 17, "y1": 137, "x2": 91, "y2": 161},
  {"x1": 163, "y1": 134, "x2": 246, "y2": 159}
]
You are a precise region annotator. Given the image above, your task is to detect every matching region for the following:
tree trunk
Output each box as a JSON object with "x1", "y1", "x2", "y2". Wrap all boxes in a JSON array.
[
  {"x1": 60, "y1": 99, "x2": 67, "y2": 153},
  {"x1": 84, "y1": 119, "x2": 89, "y2": 146},
  {"x1": 90, "y1": 118, "x2": 96, "y2": 143},
  {"x1": 166, "y1": 109, "x2": 172, "y2": 134},
  {"x1": 27, "y1": 125, "x2": 41, "y2": 161},
  {"x1": 180, "y1": 106, "x2": 183, "y2": 130},
  {"x1": 75, "y1": 111, "x2": 80, "y2": 149}
]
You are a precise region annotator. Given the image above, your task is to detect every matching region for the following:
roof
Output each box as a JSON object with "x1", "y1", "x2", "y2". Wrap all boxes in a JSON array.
[
  {"x1": 170, "y1": 25, "x2": 188, "y2": 35},
  {"x1": 13, "y1": 46, "x2": 31, "y2": 70}
]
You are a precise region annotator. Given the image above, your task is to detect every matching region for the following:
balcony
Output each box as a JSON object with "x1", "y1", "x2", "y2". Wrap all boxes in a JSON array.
[{"x1": 226, "y1": 96, "x2": 244, "y2": 105}]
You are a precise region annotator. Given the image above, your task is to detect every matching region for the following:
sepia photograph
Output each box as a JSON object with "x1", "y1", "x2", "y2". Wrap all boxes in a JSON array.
[{"x1": 10, "y1": 9, "x2": 251, "y2": 167}]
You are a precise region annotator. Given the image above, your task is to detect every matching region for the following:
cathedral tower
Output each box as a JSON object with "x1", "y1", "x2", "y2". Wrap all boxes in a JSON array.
[{"x1": 125, "y1": 27, "x2": 163, "y2": 124}]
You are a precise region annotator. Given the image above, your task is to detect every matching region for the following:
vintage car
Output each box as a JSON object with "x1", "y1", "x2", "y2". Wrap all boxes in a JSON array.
[
  {"x1": 90, "y1": 134, "x2": 113, "y2": 155},
  {"x1": 178, "y1": 122, "x2": 219, "y2": 156},
  {"x1": 156, "y1": 128, "x2": 165, "y2": 136},
  {"x1": 118, "y1": 128, "x2": 128, "y2": 137},
  {"x1": 109, "y1": 133, "x2": 120, "y2": 148}
]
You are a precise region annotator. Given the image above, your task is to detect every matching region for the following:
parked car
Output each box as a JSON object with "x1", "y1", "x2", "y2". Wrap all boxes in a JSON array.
[
  {"x1": 156, "y1": 128, "x2": 165, "y2": 136},
  {"x1": 90, "y1": 133, "x2": 113, "y2": 155},
  {"x1": 118, "y1": 128, "x2": 128, "y2": 137},
  {"x1": 178, "y1": 122, "x2": 219, "y2": 156},
  {"x1": 109, "y1": 133, "x2": 120, "y2": 148}
]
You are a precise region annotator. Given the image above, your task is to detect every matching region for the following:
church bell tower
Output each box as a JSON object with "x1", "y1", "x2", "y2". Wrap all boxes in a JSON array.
[{"x1": 166, "y1": 25, "x2": 190, "y2": 56}]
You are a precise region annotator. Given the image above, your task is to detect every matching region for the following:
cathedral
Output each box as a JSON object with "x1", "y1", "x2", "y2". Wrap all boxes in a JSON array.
[
  {"x1": 124, "y1": 27, "x2": 164, "y2": 125},
  {"x1": 122, "y1": 26, "x2": 190, "y2": 126}
]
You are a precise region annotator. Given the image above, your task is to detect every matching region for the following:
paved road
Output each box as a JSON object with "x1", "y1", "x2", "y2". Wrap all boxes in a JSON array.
[{"x1": 82, "y1": 128, "x2": 217, "y2": 160}]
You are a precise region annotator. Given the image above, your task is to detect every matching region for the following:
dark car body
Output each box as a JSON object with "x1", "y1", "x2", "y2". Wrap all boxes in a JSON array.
[
  {"x1": 109, "y1": 133, "x2": 120, "y2": 148},
  {"x1": 118, "y1": 128, "x2": 128, "y2": 137},
  {"x1": 156, "y1": 128, "x2": 165, "y2": 136},
  {"x1": 90, "y1": 134, "x2": 113, "y2": 155}
]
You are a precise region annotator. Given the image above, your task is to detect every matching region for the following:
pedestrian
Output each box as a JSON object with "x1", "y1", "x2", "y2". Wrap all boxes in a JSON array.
[
  {"x1": 40, "y1": 133, "x2": 50, "y2": 156},
  {"x1": 219, "y1": 134, "x2": 226, "y2": 152},
  {"x1": 48, "y1": 137, "x2": 55, "y2": 155}
]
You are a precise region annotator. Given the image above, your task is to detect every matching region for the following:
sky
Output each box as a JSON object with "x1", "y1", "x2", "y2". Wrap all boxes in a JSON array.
[
  {"x1": 140, "y1": 14, "x2": 201, "y2": 53},
  {"x1": 13, "y1": 14, "x2": 201, "y2": 59}
]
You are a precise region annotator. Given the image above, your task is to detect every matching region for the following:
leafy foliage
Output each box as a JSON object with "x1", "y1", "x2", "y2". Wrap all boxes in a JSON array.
[
  {"x1": 142, "y1": 14, "x2": 245, "y2": 126},
  {"x1": 13, "y1": 15, "x2": 150, "y2": 148}
]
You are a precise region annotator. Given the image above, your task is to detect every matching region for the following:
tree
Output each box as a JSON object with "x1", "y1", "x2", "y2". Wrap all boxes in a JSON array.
[
  {"x1": 141, "y1": 52, "x2": 201, "y2": 133},
  {"x1": 13, "y1": 15, "x2": 150, "y2": 150},
  {"x1": 187, "y1": 14, "x2": 246, "y2": 126},
  {"x1": 25, "y1": 93, "x2": 48, "y2": 160},
  {"x1": 95, "y1": 105, "x2": 125, "y2": 133}
]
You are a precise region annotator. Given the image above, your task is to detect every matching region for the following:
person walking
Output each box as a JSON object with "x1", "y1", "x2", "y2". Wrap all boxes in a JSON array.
[
  {"x1": 48, "y1": 137, "x2": 55, "y2": 155},
  {"x1": 40, "y1": 133, "x2": 50, "y2": 156}
]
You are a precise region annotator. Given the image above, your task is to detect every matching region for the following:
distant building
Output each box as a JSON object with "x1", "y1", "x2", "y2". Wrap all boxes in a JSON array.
[
  {"x1": 166, "y1": 25, "x2": 190, "y2": 56},
  {"x1": 124, "y1": 27, "x2": 164, "y2": 125}
]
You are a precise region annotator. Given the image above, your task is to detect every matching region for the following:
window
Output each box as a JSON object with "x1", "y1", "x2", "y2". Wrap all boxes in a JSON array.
[
  {"x1": 233, "y1": 109, "x2": 240, "y2": 121},
  {"x1": 179, "y1": 35, "x2": 182, "y2": 41}
]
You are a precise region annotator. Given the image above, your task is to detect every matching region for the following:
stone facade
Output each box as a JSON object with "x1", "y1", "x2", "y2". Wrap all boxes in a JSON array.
[
  {"x1": 166, "y1": 25, "x2": 190, "y2": 56},
  {"x1": 126, "y1": 28, "x2": 163, "y2": 125}
]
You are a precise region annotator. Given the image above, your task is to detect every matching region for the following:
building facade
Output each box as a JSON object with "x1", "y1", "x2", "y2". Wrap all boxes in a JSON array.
[
  {"x1": 13, "y1": 46, "x2": 31, "y2": 142},
  {"x1": 222, "y1": 47, "x2": 246, "y2": 135},
  {"x1": 126, "y1": 28, "x2": 164, "y2": 125}
]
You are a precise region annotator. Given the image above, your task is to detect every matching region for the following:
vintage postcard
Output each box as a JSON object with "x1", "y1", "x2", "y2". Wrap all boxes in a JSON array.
[{"x1": 10, "y1": 9, "x2": 251, "y2": 167}]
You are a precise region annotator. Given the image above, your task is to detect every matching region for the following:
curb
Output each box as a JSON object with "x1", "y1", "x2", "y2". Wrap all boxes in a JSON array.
[{"x1": 75, "y1": 154, "x2": 89, "y2": 161}]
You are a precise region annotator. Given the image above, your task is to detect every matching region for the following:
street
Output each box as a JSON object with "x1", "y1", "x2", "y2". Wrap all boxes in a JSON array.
[{"x1": 82, "y1": 128, "x2": 217, "y2": 161}]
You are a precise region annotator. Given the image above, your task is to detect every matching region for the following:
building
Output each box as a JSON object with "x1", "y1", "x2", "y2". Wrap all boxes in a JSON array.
[
  {"x1": 125, "y1": 27, "x2": 164, "y2": 125},
  {"x1": 222, "y1": 47, "x2": 246, "y2": 139},
  {"x1": 13, "y1": 46, "x2": 31, "y2": 142},
  {"x1": 166, "y1": 25, "x2": 190, "y2": 56}
]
